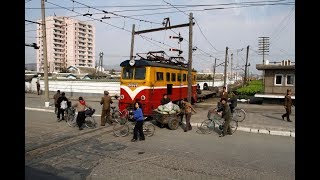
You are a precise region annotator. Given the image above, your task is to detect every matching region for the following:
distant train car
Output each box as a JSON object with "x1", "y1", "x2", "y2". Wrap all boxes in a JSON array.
[{"x1": 118, "y1": 59, "x2": 197, "y2": 117}]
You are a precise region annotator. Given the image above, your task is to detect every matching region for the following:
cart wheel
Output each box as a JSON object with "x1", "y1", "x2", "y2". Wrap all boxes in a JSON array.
[{"x1": 168, "y1": 118, "x2": 179, "y2": 130}]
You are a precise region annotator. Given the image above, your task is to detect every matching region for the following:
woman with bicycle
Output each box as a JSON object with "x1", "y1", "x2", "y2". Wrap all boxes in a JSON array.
[
  {"x1": 72, "y1": 97, "x2": 93, "y2": 130},
  {"x1": 131, "y1": 102, "x2": 145, "y2": 142}
]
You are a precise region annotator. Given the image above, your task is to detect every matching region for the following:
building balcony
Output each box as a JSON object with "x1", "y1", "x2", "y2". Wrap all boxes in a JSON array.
[
  {"x1": 53, "y1": 46, "x2": 64, "y2": 50},
  {"x1": 53, "y1": 31, "x2": 64, "y2": 36},
  {"x1": 53, "y1": 41, "x2": 64, "y2": 46},
  {"x1": 78, "y1": 39, "x2": 86, "y2": 43}
]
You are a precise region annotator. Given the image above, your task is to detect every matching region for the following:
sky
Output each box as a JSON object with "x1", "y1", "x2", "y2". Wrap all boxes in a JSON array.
[{"x1": 25, "y1": 0, "x2": 295, "y2": 75}]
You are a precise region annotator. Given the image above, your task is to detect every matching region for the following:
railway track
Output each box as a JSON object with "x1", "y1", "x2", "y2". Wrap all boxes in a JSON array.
[{"x1": 25, "y1": 126, "x2": 114, "y2": 162}]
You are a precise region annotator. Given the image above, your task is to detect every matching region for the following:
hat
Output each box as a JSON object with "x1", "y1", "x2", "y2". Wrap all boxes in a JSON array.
[{"x1": 104, "y1": 91, "x2": 109, "y2": 95}]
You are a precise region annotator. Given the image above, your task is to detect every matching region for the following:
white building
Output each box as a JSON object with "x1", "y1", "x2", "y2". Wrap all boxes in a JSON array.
[{"x1": 36, "y1": 16, "x2": 95, "y2": 72}]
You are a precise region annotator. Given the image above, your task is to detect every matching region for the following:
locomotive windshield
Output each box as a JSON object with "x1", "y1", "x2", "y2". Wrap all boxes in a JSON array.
[
  {"x1": 122, "y1": 67, "x2": 146, "y2": 80},
  {"x1": 134, "y1": 67, "x2": 146, "y2": 80}
]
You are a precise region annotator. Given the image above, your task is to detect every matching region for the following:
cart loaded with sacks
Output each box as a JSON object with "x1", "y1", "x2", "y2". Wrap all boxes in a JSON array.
[{"x1": 152, "y1": 102, "x2": 181, "y2": 130}]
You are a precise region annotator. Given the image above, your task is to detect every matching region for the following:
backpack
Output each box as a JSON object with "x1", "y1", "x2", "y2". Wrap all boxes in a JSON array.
[{"x1": 60, "y1": 100, "x2": 68, "y2": 110}]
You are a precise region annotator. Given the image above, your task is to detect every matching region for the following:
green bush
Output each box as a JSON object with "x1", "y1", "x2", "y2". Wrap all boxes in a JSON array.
[{"x1": 236, "y1": 80, "x2": 263, "y2": 96}]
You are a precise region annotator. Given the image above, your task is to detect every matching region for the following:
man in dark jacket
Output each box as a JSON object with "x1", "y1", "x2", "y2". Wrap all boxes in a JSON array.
[
  {"x1": 57, "y1": 92, "x2": 69, "y2": 121},
  {"x1": 53, "y1": 90, "x2": 61, "y2": 114},
  {"x1": 160, "y1": 94, "x2": 171, "y2": 105},
  {"x1": 217, "y1": 98, "x2": 232, "y2": 137},
  {"x1": 282, "y1": 89, "x2": 293, "y2": 122},
  {"x1": 228, "y1": 91, "x2": 238, "y2": 113}
]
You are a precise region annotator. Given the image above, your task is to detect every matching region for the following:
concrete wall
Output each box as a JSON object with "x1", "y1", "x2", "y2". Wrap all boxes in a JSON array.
[
  {"x1": 264, "y1": 69, "x2": 295, "y2": 94},
  {"x1": 25, "y1": 78, "x2": 234, "y2": 97},
  {"x1": 26, "y1": 78, "x2": 119, "y2": 97}
]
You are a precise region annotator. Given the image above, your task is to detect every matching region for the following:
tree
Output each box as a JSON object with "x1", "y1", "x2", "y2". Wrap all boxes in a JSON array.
[{"x1": 110, "y1": 69, "x2": 116, "y2": 75}]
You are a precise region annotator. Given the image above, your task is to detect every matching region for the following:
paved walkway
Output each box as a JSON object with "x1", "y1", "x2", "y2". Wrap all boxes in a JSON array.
[{"x1": 25, "y1": 93, "x2": 295, "y2": 137}]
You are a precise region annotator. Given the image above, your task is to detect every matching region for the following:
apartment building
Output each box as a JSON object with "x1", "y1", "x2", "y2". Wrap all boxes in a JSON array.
[{"x1": 36, "y1": 16, "x2": 95, "y2": 72}]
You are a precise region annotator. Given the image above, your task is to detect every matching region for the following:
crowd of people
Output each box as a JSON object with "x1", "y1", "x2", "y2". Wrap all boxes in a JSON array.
[{"x1": 50, "y1": 85, "x2": 292, "y2": 139}]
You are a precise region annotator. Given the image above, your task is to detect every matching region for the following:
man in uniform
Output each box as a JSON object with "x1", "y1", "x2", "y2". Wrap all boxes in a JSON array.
[
  {"x1": 217, "y1": 98, "x2": 232, "y2": 137},
  {"x1": 100, "y1": 90, "x2": 113, "y2": 126},
  {"x1": 282, "y1": 89, "x2": 293, "y2": 122}
]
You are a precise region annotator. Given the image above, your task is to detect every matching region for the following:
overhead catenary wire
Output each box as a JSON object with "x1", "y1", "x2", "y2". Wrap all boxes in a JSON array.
[
  {"x1": 32, "y1": 1, "x2": 180, "y2": 56},
  {"x1": 70, "y1": 0, "x2": 162, "y2": 25}
]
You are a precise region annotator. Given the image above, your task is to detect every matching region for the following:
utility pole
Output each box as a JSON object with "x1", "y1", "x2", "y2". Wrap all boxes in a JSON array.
[
  {"x1": 130, "y1": 24, "x2": 135, "y2": 61},
  {"x1": 258, "y1": 37, "x2": 270, "y2": 64},
  {"x1": 244, "y1": 45, "x2": 249, "y2": 85},
  {"x1": 41, "y1": 0, "x2": 49, "y2": 106},
  {"x1": 223, "y1": 47, "x2": 228, "y2": 87},
  {"x1": 212, "y1": 58, "x2": 217, "y2": 87},
  {"x1": 97, "y1": 52, "x2": 103, "y2": 79},
  {"x1": 187, "y1": 13, "x2": 193, "y2": 103},
  {"x1": 230, "y1": 53, "x2": 233, "y2": 81}
]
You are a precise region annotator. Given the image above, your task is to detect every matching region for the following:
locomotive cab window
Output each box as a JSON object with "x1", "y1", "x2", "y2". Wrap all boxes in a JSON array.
[
  {"x1": 183, "y1": 74, "x2": 187, "y2": 81},
  {"x1": 166, "y1": 72, "x2": 170, "y2": 82},
  {"x1": 171, "y1": 73, "x2": 176, "y2": 81},
  {"x1": 178, "y1": 73, "x2": 182, "y2": 81},
  {"x1": 156, "y1": 72, "x2": 164, "y2": 81},
  {"x1": 134, "y1": 67, "x2": 146, "y2": 80},
  {"x1": 122, "y1": 67, "x2": 133, "y2": 79}
]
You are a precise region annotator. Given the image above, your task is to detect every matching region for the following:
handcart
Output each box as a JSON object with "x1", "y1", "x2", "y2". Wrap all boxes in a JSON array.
[{"x1": 152, "y1": 109, "x2": 181, "y2": 130}]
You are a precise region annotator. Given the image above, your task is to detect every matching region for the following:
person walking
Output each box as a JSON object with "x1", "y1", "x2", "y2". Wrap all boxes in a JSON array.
[
  {"x1": 131, "y1": 102, "x2": 145, "y2": 142},
  {"x1": 56, "y1": 92, "x2": 68, "y2": 121},
  {"x1": 72, "y1": 97, "x2": 92, "y2": 130},
  {"x1": 36, "y1": 81, "x2": 41, "y2": 95},
  {"x1": 53, "y1": 90, "x2": 61, "y2": 115},
  {"x1": 282, "y1": 89, "x2": 293, "y2": 122},
  {"x1": 217, "y1": 98, "x2": 232, "y2": 137},
  {"x1": 180, "y1": 99, "x2": 197, "y2": 132},
  {"x1": 100, "y1": 90, "x2": 113, "y2": 126}
]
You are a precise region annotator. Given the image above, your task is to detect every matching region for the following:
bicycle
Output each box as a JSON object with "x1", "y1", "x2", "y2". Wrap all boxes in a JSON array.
[
  {"x1": 216, "y1": 103, "x2": 246, "y2": 122},
  {"x1": 113, "y1": 110, "x2": 155, "y2": 137},
  {"x1": 108, "y1": 106, "x2": 129, "y2": 125},
  {"x1": 198, "y1": 109, "x2": 238, "y2": 135},
  {"x1": 232, "y1": 108, "x2": 246, "y2": 122},
  {"x1": 66, "y1": 107, "x2": 97, "y2": 129}
]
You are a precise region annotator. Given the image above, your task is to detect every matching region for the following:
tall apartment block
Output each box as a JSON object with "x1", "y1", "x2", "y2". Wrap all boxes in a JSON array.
[{"x1": 36, "y1": 16, "x2": 95, "y2": 72}]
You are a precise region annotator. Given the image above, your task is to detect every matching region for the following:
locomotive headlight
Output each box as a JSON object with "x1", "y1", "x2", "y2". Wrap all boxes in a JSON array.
[
  {"x1": 120, "y1": 94, "x2": 124, "y2": 99},
  {"x1": 141, "y1": 95, "x2": 146, "y2": 100}
]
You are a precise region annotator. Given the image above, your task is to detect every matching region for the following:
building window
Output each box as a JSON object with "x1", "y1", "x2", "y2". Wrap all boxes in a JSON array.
[
  {"x1": 274, "y1": 74, "x2": 283, "y2": 86},
  {"x1": 156, "y1": 72, "x2": 164, "y2": 81},
  {"x1": 286, "y1": 74, "x2": 295, "y2": 86}
]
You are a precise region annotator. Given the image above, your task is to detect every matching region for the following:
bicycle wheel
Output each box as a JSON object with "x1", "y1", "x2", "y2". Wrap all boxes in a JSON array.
[
  {"x1": 229, "y1": 119, "x2": 238, "y2": 134},
  {"x1": 143, "y1": 122, "x2": 155, "y2": 137},
  {"x1": 199, "y1": 120, "x2": 215, "y2": 134},
  {"x1": 113, "y1": 123, "x2": 129, "y2": 137},
  {"x1": 112, "y1": 111, "x2": 122, "y2": 123},
  {"x1": 67, "y1": 114, "x2": 76, "y2": 127},
  {"x1": 233, "y1": 108, "x2": 246, "y2": 122},
  {"x1": 84, "y1": 116, "x2": 96, "y2": 128}
]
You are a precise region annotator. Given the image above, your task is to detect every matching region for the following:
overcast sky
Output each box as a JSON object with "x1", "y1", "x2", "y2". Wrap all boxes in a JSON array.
[{"x1": 25, "y1": 0, "x2": 295, "y2": 75}]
